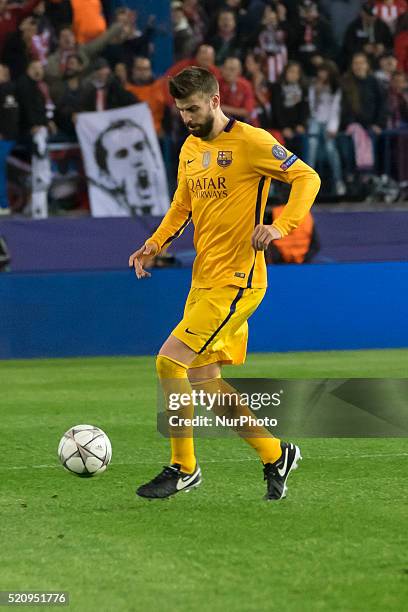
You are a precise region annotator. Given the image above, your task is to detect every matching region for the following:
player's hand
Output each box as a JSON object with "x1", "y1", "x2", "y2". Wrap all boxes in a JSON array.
[
  {"x1": 128, "y1": 242, "x2": 158, "y2": 279},
  {"x1": 251, "y1": 225, "x2": 282, "y2": 251}
]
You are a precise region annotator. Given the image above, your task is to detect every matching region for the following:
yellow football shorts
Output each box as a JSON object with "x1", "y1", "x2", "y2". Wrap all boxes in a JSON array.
[{"x1": 172, "y1": 285, "x2": 266, "y2": 367}]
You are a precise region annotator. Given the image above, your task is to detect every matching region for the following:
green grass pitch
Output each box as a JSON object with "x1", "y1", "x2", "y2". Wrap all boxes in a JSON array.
[{"x1": 1, "y1": 349, "x2": 407, "y2": 611}]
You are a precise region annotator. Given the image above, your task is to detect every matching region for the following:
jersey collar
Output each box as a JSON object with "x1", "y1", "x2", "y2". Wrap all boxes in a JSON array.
[{"x1": 223, "y1": 117, "x2": 236, "y2": 133}]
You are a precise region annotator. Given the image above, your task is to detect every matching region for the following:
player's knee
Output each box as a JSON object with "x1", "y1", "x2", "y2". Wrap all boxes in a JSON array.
[
  {"x1": 188, "y1": 363, "x2": 221, "y2": 384},
  {"x1": 156, "y1": 354, "x2": 188, "y2": 379}
]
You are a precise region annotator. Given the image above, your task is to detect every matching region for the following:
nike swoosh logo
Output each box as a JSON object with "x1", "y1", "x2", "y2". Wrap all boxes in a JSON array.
[
  {"x1": 185, "y1": 328, "x2": 199, "y2": 336},
  {"x1": 176, "y1": 471, "x2": 198, "y2": 490},
  {"x1": 187, "y1": 159, "x2": 195, "y2": 164},
  {"x1": 277, "y1": 448, "x2": 288, "y2": 477}
]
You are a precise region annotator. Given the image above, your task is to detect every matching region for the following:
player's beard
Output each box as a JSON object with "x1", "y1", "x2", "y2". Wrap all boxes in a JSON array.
[{"x1": 187, "y1": 113, "x2": 214, "y2": 139}]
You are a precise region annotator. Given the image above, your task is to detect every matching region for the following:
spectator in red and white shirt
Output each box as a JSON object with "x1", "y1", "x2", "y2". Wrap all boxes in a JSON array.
[
  {"x1": 219, "y1": 56, "x2": 256, "y2": 124},
  {"x1": 166, "y1": 43, "x2": 222, "y2": 80},
  {"x1": 374, "y1": 0, "x2": 407, "y2": 34},
  {"x1": 0, "y1": 0, "x2": 42, "y2": 56},
  {"x1": 394, "y1": 13, "x2": 408, "y2": 73},
  {"x1": 251, "y1": 4, "x2": 288, "y2": 83}
]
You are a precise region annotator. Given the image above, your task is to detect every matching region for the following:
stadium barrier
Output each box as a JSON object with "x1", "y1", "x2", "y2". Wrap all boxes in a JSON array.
[
  {"x1": 0, "y1": 262, "x2": 407, "y2": 359},
  {"x1": 1, "y1": 211, "x2": 408, "y2": 272}
]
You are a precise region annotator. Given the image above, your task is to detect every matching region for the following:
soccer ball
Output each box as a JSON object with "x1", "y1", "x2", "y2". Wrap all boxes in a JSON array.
[{"x1": 58, "y1": 424, "x2": 112, "y2": 476}]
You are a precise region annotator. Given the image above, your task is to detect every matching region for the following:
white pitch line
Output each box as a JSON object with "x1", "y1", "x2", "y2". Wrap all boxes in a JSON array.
[
  {"x1": 311, "y1": 452, "x2": 408, "y2": 459},
  {"x1": 0, "y1": 458, "x2": 256, "y2": 470},
  {"x1": 0, "y1": 452, "x2": 407, "y2": 471}
]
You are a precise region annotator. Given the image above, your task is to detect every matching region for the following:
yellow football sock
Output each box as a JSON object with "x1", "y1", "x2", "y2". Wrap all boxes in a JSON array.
[
  {"x1": 156, "y1": 355, "x2": 196, "y2": 474},
  {"x1": 190, "y1": 376, "x2": 282, "y2": 464}
]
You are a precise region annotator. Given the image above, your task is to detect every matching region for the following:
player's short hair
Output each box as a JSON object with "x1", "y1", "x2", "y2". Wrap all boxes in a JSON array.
[{"x1": 168, "y1": 67, "x2": 219, "y2": 100}]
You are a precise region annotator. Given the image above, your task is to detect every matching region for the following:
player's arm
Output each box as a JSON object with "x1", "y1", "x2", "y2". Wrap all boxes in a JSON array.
[
  {"x1": 249, "y1": 133, "x2": 321, "y2": 250},
  {"x1": 129, "y1": 155, "x2": 192, "y2": 278}
]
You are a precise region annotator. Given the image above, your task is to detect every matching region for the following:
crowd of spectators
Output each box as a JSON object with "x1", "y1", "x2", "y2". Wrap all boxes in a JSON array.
[
  {"x1": 153, "y1": 0, "x2": 408, "y2": 200},
  {"x1": 168, "y1": 0, "x2": 408, "y2": 198},
  {"x1": 0, "y1": 0, "x2": 407, "y2": 215}
]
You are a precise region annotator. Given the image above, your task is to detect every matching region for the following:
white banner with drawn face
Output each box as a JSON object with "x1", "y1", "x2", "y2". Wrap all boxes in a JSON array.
[{"x1": 76, "y1": 103, "x2": 169, "y2": 216}]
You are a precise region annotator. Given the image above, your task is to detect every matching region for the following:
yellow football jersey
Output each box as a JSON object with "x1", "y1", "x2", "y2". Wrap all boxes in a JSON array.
[{"x1": 147, "y1": 119, "x2": 320, "y2": 289}]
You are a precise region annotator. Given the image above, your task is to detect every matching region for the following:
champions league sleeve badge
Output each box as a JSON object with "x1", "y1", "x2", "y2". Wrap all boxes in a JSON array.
[{"x1": 272, "y1": 144, "x2": 287, "y2": 161}]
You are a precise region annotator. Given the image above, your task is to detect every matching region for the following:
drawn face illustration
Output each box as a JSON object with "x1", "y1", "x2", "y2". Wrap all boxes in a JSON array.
[{"x1": 96, "y1": 123, "x2": 155, "y2": 207}]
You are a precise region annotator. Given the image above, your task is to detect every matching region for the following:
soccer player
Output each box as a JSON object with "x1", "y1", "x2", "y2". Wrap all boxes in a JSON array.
[{"x1": 129, "y1": 67, "x2": 321, "y2": 500}]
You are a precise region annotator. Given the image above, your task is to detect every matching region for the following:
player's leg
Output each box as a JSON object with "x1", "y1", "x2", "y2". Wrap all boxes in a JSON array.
[
  {"x1": 158, "y1": 335, "x2": 198, "y2": 474},
  {"x1": 137, "y1": 286, "x2": 248, "y2": 499},
  {"x1": 185, "y1": 286, "x2": 281, "y2": 461},
  {"x1": 136, "y1": 334, "x2": 202, "y2": 499},
  {"x1": 187, "y1": 360, "x2": 282, "y2": 464},
  {"x1": 188, "y1": 355, "x2": 302, "y2": 500},
  {"x1": 186, "y1": 287, "x2": 302, "y2": 501}
]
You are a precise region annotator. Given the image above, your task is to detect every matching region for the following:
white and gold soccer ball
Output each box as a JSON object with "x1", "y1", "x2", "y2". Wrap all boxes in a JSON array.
[{"x1": 58, "y1": 425, "x2": 112, "y2": 476}]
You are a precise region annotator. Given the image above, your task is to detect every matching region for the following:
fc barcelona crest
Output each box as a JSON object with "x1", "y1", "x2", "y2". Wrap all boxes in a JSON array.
[{"x1": 217, "y1": 150, "x2": 233, "y2": 168}]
